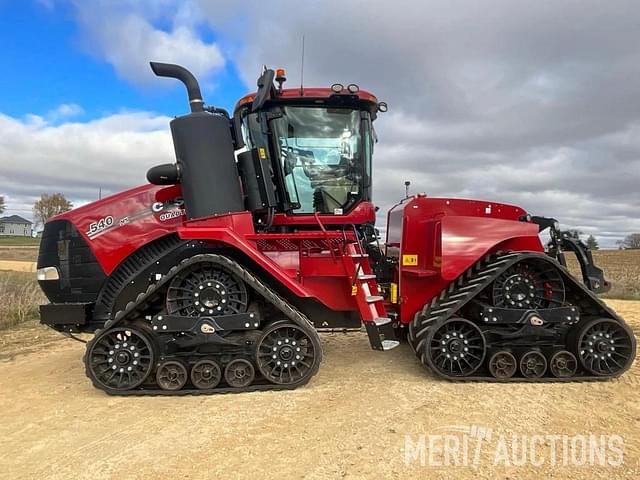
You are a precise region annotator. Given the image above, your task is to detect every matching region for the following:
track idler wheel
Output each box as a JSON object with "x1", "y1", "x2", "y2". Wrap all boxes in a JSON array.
[
  {"x1": 86, "y1": 326, "x2": 156, "y2": 391},
  {"x1": 488, "y1": 351, "x2": 517, "y2": 379},
  {"x1": 156, "y1": 361, "x2": 188, "y2": 391},
  {"x1": 224, "y1": 359, "x2": 255, "y2": 388},
  {"x1": 424, "y1": 317, "x2": 486, "y2": 378},
  {"x1": 255, "y1": 321, "x2": 321, "y2": 385},
  {"x1": 549, "y1": 351, "x2": 577, "y2": 378},
  {"x1": 575, "y1": 318, "x2": 636, "y2": 376},
  {"x1": 190, "y1": 359, "x2": 222, "y2": 390},
  {"x1": 519, "y1": 350, "x2": 547, "y2": 378}
]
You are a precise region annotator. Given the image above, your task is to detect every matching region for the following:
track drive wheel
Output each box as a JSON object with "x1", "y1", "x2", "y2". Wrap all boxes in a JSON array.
[
  {"x1": 574, "y1": 318, "x2": 636, "y2": 376},
  {"x1": 86, "y1": 326, "x2": 156, "y2": 391},
  {"x1": 423, "y1": 317, "x2": 486, "y2": 378},
  {"x1": 488, "y1": 351, "x2": 517, "y2": 379},
  {"x1": 255, "y1": 321, "x2": 321, "y2": 385},
  {"x1": 166, "y1": 261, "x2": 248, "y2": 317},
  {"x1": 492, "y1": 258, "x2": 565, "y2": 309},
  {"x1": 156, "y1": 361, "x2": 188, "y2": 391}
]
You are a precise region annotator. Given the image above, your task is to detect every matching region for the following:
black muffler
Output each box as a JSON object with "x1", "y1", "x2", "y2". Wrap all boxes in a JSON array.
[{"x1": 147, "y1": 62, "x2": 244, "y2": 220}]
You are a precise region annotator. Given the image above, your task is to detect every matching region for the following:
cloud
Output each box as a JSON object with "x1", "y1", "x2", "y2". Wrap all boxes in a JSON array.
[
  {"x1": 46, "y1": 103, "x2": 84, "y2": 122},
  {"x1": 72, "y1": 0, "x2": 225, "y2": 85},
  {"x1": 5, "y1": 0, "x2": 640, "y2": 248},
  {"x1": 0, "y1": 109, "x2": 174, "y2": 219},
  {"x1": 194, "y1": 0, "x2": 640, "y2": 247}
]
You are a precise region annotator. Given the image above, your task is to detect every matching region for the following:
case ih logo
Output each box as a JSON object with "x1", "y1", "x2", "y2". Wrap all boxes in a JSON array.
[{"x1": 152, "y1": 198, "x2": 186, "y2": 222}]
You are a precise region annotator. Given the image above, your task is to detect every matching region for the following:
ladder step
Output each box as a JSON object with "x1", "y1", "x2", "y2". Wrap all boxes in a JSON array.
[
  {"x1": 381, "y1": 340, "x2": 400, "y2": 351},
  {"x1": 358, "y1": 274, "x2": 377, "y2": 280},
  {"x1": 363, "y1": 321, "x2": 399, "y2": 351},
  {"x1": 373, "y1": 317, "x2": 392, "y2": 326},
  {"x1": 365, "y1": 295, "x2": 384, "y2": 303},
  {"x1": 349, "y1": 253, "x2": 369, "y2": 258}
]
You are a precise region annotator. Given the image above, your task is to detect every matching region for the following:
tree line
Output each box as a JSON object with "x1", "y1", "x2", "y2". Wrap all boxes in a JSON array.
[{"x1": 0, "y1": 193, "x2": 73, "y2": 228}]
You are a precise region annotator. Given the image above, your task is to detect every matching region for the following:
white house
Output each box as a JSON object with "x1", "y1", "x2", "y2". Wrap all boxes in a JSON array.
[{"x1": 0, "y1": 215, "x2": 33, "y2": 237}]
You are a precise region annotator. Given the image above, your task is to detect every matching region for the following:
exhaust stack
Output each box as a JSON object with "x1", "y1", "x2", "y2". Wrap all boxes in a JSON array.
[
  {"x1": 148, "y1": 62, "x2": 244, "y2": 220},
  {"x1": 149, "y1": 62, "x2": 204, "y2": 113}
]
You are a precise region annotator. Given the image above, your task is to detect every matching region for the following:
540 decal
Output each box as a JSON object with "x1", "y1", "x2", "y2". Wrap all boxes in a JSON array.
[
  {"x1": 84, "y1": 197, "x2": 186, "y2": 240},
  {"x1": 86, "y1": 216, "x2": 114, "y2": 238}
]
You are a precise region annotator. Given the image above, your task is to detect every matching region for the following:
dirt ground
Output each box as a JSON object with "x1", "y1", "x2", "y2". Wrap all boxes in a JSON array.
[{"x1": 0, "y1": 300, "x2": 638, "y2": 480}]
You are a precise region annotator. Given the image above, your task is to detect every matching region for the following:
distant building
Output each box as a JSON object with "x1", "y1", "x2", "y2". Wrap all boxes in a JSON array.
[{"x1": 0, "y1": 215, "x2": 33, "y2": 237}]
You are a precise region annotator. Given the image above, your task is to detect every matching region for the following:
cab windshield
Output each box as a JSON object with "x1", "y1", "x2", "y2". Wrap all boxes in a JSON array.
[{"x1": 243, "y1": 106, "x2": 372, "y2": 214}]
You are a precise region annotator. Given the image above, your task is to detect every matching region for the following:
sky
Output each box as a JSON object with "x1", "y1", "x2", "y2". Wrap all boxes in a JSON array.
[{"x1": 0, "y1": 0, "x2": 639, "y2": 247}]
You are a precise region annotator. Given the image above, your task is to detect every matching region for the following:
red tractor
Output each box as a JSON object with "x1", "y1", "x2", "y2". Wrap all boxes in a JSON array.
[{"x1": 37, "y1": 62, "x2": 635, "y2": 394}]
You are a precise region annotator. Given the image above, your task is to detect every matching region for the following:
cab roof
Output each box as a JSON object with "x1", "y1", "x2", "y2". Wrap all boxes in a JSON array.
[{"x1": 234, "y1": 87, "x2": 379, "y2": 113}]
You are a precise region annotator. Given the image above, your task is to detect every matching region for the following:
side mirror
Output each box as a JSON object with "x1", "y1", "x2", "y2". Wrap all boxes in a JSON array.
[
  {"x1": 252, "y1": 69, "x2": 277, "y2": 112},
  {"x1": 377, "y1": 102, "x2": 388, "y2": 113}
]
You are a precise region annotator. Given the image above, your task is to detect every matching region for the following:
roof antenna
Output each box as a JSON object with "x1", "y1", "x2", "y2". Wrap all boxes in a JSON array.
[
  {"x1": 299, "y1": 34, "x2": 305, "y2": 96},
  {"x1": 405, "y1": 181, "x2": 411, "y2": 199}
]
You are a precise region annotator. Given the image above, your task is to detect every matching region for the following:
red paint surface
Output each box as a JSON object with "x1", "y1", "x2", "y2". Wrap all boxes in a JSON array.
[
  {"x1": 54, "y1": 185, "x2": 546, "y2": 324},
  {"x1": 386, "y1": 196, "x2": 544, "y2": 323}
]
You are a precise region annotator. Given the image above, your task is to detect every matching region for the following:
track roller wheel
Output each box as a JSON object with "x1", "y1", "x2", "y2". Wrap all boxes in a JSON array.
[
  {"x1": 549, "y1": 351, "x2": 577, "y2": 378},
  {"x1": 424, "y1": 317, "x2": 486, "y2": 378},
  {"x1": 86, "y1": 326, "x2": 155, "y2": 391},
  {"x1": 224, "y1": 359, "x2": 255, "y2": 388},
  {"x1": 190, "y1": 359, "x2": 222, "y2": 390},
  {"x1": 575, "y1": 318, "x2": 636, "y2": 376},
  {"x1": 519, "y1": 351, "x2": 547, "y2": 378},
  {"x1": 488, "y1": 351, "x2": 517, "y2": 379},
  {"x1": 156, "y1": 361, "x2": 188, "y2": 391},
  {"x1": 255, "y1": 321, "x2": 321, "y2": 385}
]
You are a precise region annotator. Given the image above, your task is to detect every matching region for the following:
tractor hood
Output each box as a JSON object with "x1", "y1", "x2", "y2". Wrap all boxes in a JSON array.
[{"x1": 49, "y1": 183, "x2": 187, "y2": 274}]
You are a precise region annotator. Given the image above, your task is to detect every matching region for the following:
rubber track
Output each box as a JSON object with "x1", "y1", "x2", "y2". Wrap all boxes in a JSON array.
[
  {"x1": 83, "y1": 254, "x2": 322, "y2": 396},
  {"x1": 408, "y1": 251, "x2": 635, "y2": 382}
]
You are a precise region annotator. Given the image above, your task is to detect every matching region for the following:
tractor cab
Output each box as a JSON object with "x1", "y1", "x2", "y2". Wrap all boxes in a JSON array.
[{"x1": 233, "y1": 69, "x2": 385, "y2": 228}]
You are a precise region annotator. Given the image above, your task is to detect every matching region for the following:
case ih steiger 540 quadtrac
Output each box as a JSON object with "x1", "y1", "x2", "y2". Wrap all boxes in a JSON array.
[{"x1": 37, "y1": 62, "x2": 635, "y2": 395}]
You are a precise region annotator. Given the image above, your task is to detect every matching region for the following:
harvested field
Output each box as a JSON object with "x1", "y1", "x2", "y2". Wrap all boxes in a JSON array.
[
  {"x1": 565, "y1": 249, "x2": 640, "y2": 300},
  {"x1": 0, "y1": 246, "x2": 38, "y2": 262},
  {"x1": 0, "y1": 300, "x2": 638, "y2": 479},
  {"x1": 0, "y1": 260, "x2": 37, "y2": 272}
]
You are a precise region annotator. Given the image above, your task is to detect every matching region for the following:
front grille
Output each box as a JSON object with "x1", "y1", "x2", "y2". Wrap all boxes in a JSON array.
[{"x1": 38, "y1": 220, "x2": 106, "y2": 303}]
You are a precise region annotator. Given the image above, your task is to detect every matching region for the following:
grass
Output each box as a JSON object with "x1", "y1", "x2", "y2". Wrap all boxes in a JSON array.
[
  {"x1": 0, "y1": 271, "x2": 45, "y2": 330},
  {"x1": 0, "y1": 236, "x2": 40, "y2": 246}
]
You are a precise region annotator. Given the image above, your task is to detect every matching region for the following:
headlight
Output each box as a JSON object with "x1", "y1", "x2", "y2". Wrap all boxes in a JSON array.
[{"x1": 36, "y1": 266, "x2": 59, "y2": 281}]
